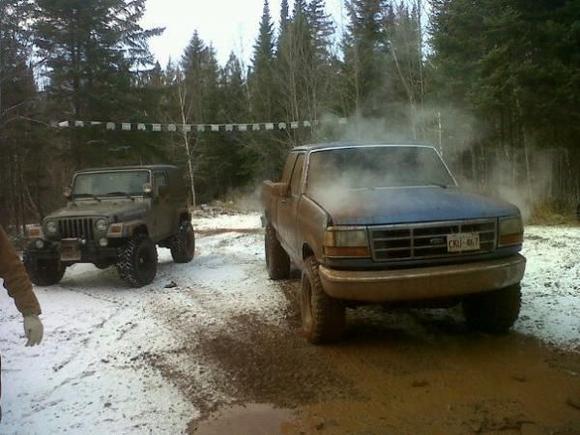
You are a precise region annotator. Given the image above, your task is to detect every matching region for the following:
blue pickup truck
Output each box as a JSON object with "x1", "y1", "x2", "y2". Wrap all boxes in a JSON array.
[{"x1": 263, "y1": 143, "x2": 526, "y2": 344}]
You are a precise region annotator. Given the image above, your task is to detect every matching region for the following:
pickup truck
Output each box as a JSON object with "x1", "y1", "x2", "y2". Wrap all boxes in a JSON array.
[{"x1": 262, "y1": 143, "x2": 526, "y2": 344}]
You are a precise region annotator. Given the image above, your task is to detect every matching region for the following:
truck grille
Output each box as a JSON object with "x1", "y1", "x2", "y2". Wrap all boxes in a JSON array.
[
  {"x1": 58, "y1": 218, "x2": 95, "y2": 241},
  {"x1": 370, "y1": 219, "x2": 497, "y2": 261}
]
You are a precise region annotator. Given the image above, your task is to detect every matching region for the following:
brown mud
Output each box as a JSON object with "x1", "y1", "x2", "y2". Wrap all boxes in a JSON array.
[
  {"x1": 145, "y1": 274, "x2": 580, "y2": 434},
  {"x1": 131, "y1": 227, "x2": 580, "y2": 435}
]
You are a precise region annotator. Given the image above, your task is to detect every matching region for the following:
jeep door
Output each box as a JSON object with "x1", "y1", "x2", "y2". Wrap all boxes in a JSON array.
[{"x1": 152, "y1": 170, "x2": 173, "y2": 240}]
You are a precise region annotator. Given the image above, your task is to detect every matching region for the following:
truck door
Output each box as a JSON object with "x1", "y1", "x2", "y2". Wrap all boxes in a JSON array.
[{"x1": 278, "y1": 153, "x2": 305, "y2": 256}]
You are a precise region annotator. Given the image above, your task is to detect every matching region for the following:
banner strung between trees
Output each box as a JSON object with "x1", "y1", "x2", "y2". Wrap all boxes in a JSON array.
[{"x1": 50, "y1": 118, "x2": 349, "y2": 132}]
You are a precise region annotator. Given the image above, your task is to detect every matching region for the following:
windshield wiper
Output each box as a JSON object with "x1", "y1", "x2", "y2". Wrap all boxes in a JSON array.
[
  {"x1": 426, "y1": 182, "x2": 449, "y2": 189},
  {"x1": 73, "y1": 193, "x2": 101, "y2": 201},
  {"x1": 101, "y1": 192, "x2": 134, "y2": 200}
]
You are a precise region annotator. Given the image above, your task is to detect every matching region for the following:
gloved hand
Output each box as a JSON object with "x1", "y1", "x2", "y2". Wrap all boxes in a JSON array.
[{"x1": 23, "y1": 314, "x2": 44, "y2": 346}]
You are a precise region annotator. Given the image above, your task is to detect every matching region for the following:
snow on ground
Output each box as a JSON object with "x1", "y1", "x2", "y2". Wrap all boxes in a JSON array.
[
  {"x1": 1, "y1": 215, "x2": 579, "y2": 434},
  {"x1": 193, "y1": 212, "x2": 262, "y2": 231},
  {"x1": 516, "y1": 226, "x2": 580, "y2": 351},
  {"x1": 0, "y1": 213, "x2": 279, "y2": 435}
]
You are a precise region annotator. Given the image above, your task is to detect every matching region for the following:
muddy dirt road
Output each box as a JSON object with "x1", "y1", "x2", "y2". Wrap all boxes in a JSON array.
[{"x1": 1, "y1": 214, "x2": 579, "y2": 434}]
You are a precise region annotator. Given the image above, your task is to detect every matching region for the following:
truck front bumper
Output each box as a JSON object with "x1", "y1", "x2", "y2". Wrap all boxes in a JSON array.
[{"x1": 318, "y1": 254, "x2": 526, "y2": 302}]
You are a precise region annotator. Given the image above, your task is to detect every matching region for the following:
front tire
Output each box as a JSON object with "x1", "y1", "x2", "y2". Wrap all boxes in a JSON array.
[
  {"x1": 171, "y1": 221, "x2": 195, "y2": 263},
  {"x1": 117, "y1": 235, "x2": 158, "y2": 287},
  {"x1": 300, "y1": 257, "x2": 345, "y2": 344},
  {"x1": 265, "y1": 224, "x2": 290, "y2": 280},
  {"x1": 462, "y1": 284, "x2": 521, "y2": 333},
  {"x1": 23, "y1": 252, "x2": 66, "y2": 286}
]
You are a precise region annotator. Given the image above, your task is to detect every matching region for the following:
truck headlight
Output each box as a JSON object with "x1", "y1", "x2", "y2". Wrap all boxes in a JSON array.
[
  {"x1": 45, "y1": 221, "x2": 58, "y2": 235},
  {"x1": 95, "y1": 219, "x2": 109, "y2": 232},
  {"x1": 499, "y1": 216, "x2": 523, "y2": 247},
  {"x1": 323, "y1": 227, "x2": 370, "y2": 258}
]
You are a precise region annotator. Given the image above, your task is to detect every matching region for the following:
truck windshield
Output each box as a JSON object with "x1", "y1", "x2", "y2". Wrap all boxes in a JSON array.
[
  {"x1": 72, "y1": 171, "x2": 150, "y2": 198},
  {"x1": 307, "y1": 146, "x2": 455, "y2": 194}
]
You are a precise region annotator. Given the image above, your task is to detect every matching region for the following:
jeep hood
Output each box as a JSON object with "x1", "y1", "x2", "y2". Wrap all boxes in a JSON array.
[
  {"x1": 311, "y1": 187, "x2": 520, "y2": 226},
  {"x1": 45, "y1": 200, "x2": 147, "y2": 222}
]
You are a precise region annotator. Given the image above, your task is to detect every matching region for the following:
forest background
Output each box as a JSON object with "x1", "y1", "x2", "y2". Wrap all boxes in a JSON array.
[{"x1": 1, "y1": 0, "x2": 579, "y2": 231}]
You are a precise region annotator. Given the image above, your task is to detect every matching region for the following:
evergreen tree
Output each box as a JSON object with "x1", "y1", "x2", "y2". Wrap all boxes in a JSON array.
[
  {"x1": 307, "y1": 0, "x2": 335, "y2": 60},
  {"x1": 33, "y1": 0, "x2": 164, "y2": 167},
  {"x1": 34, "y1": 0, "x2": 162, "y2": 120},
  {"x1": 279, "y1": 0, "x2": 290, "y2": 34},
  {"x1": 250, "y1": 0, "x2": 276, "y2": 120}
]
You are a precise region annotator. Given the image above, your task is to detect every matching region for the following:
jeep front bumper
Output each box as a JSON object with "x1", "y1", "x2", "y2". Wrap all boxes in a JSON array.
[{"x1": 318, "y1": 254, "x2": 526, "y2": 302}]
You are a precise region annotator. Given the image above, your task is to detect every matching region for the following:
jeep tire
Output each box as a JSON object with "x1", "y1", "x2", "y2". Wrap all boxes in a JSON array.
[
  {"x1": 23, "y1": 252, "x2": 66, "y2": 286},
  {"x1": 265, "y1": 224, "x2": 290, "y2": 280},
  {"x1": 117, "y1": 235, "x2": 158, "y2": 287},
  {"x1": 171, "y1": 221, "x2": 195, "y2": 263},
  {"x1": 300, "y1": 257, "x2": 346, "y2": 344},
  {"x1": 462, "y1": 284, "x2": 521, "y2": 334}
]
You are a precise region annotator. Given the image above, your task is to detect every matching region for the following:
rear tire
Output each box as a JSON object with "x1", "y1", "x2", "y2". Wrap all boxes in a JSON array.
[
  {"x1": 301, "y1": 257, "x2": 345, "y2": 344},
  {"x1": 171, "y1": 221, "x2": 195, "y2": 263},
  {"x1": 462, "y1": 284, "x2": 521, "y2": 333},
  {"x1": 23, "y1": 252, "x2": 65, "y2": 286},
  {"x1": 117, "y1": 235, "x2": 158, "y2": 287},
  {"x1": 265, "y1": 224, "x2": 290, "y2": 280}
]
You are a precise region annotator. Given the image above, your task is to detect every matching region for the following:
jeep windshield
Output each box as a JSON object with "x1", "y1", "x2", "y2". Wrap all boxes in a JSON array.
[
  {"x1": 306, "y1": 146, "x2": 455, "y2": 196},
  {"x1": 72, "y1": 170, "x2": 150, "y2": 198}
]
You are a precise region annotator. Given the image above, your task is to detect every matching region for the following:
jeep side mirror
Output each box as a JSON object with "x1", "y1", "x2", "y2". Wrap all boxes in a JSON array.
[
  {"x1": 158, "y1": 185, "x2": 169, "y2": 197},
  {"x1": 143, "y1": 183, "x2": 153, "y2": 197},
  {"x1": 64, "y1": 186, "x2": 72, "y2": 200}
]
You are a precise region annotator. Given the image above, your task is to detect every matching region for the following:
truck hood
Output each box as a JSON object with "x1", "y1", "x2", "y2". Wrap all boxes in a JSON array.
[
  {"x1": 45, "y1": 200, "x2": 147, "y2": 222},
  {"x1": 311, "y1": 187, "x2": 520, "y2": 225}
]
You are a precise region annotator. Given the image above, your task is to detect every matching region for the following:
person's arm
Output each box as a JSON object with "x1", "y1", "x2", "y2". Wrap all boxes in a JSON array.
[{"x1": 0, "y1": 225, "x2": 43, "y2": 345}]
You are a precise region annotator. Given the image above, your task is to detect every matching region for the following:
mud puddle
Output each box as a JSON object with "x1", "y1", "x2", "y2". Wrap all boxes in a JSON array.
[{"x1": 193, "y1": 403, "x2": 296, "y2": 434}]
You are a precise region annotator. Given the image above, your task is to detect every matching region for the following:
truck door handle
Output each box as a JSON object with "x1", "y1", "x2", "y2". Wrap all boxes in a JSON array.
[{"x1": 281, "y1": 199, "x2": 288, "y2": 205}]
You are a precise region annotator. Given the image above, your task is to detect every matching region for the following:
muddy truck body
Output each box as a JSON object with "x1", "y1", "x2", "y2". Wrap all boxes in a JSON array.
[
  {"x1": 25, "y1": 165, "x2": 195, "y2": 287},
  {"x1": 262, "y1": 143, "x2": 526, "y2": 343}
]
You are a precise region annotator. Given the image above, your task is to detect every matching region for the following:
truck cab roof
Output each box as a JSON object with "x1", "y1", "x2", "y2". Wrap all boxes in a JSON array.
[{"x1": 291, "y1": 142, "x2": 437, "y2": 153}]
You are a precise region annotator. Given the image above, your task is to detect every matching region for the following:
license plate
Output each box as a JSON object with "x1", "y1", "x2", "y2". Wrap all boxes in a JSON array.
[
  {"x1": 447, "y1": 233, "x2": 480, "y2": 252},
  {"x1": 61, "y1": 239, "x2": 82, "y2": 261}
]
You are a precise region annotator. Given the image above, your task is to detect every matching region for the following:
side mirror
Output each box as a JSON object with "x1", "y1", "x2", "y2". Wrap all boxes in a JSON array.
[
  {"x1": 275, "y1": 182, "x2": 290, "y2": 198},
  {"x1": 143, "y1": 183, "x2": 153, "y2": 197},
  {"x1": 158, "y1": 185, "x2": 169, "y2": 197},
  {"x1": 64, "y1": 186, "x2": 72, "y2": 200}
]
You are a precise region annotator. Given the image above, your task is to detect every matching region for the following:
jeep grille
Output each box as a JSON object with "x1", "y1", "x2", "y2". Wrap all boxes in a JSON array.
[
  {"x1": 370, "y1": 219, "x2": 497, "y2": 261},
  {"x1": 58, "y1": 218, "x2": 95, "y2": 241}
]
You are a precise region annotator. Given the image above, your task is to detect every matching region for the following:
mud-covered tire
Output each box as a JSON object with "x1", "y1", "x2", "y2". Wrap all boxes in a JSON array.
[
  {"x1": 462, "y1": 284, "x2": 521, "y2": 334},
  {"x1": 171, "y1": 221, "x2": 195, "y2": 263},
  {"x1": 117, "y1": 235, "x2": 158, "y2": 287},
  {"x1": 23, "y1": 252, "x2": 66, "y2": 286},
  {"x1": 301, "y1": 257, "x2": 345, "y2": 344},
  {"x1": 265, "y1": 224, "x2": 290, "y2": 280}
]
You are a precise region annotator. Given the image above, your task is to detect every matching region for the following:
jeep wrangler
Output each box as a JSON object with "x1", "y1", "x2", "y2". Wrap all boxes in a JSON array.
[{"x1": 24, "y1": 165, "x2": 195, "y2": 287}]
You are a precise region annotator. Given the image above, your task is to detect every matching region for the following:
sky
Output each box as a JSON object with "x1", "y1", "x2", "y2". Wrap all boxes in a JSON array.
[{"x1": 140, "y1": 0, "x2": 346, "y2": 67}]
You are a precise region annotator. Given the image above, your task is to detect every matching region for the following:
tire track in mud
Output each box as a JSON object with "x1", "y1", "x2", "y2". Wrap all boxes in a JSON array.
[
  {"x1": 135, "y1": 234, "x2": 356, "y2": 429},
  {"x1": 133, "y1": 227, "x2": 580, "y2": 434}
]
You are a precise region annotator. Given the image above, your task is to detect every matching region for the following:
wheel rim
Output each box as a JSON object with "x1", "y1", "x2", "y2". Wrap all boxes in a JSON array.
[{"x1": 301, "y1": 276, "x2": 313, "y2": 333}]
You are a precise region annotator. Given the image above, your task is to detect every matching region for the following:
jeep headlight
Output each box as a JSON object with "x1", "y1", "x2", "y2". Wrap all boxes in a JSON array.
[
  {"x1": 499, "y1": 216, "x2": 523, "y2": 247},
  {"x1": 95, "y1": 218, "x2": 109, "y2": 232},
  {"x1": 323, "y1": 227, "x2": 370, "y2": 258},
  {"x1": 45, "y1": 220, "x2": 58, "y2": 235}
]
